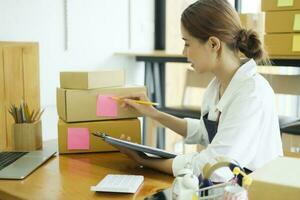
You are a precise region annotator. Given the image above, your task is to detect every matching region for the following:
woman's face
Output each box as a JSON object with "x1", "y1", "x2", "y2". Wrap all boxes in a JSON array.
[{"x1": 181, "y1": 25, "x2": 219, "y2": 73}]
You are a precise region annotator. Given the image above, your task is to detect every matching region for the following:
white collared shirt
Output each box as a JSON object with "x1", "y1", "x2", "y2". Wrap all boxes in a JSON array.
[{"x1": 172, "y1": 59, "x2": 283, "y2": 181}]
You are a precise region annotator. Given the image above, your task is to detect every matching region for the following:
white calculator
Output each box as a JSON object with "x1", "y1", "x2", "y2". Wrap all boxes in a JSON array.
[{"x1": 90, "y1": 174, "x2": 144, "y2": 193}]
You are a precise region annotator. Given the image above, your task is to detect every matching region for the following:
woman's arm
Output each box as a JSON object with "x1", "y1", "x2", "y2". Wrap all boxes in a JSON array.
[
  {"x1": 140, "y1": 157, "x2": 174, "y2": 175},
  {"x1": 121, "y1": 93, "x2": 187, "y2": 137},
  {"x1": 115, "y1": 144, "x2": 174, "y2": 175},
  {"x1": 152, "y1": 110, "x2": 187, "y2": 138}
]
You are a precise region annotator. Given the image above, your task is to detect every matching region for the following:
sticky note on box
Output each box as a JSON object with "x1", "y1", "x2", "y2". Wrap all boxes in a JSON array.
[
  {"x1": 96, "y1": 95, "x2": 118, "y2": 117},
  {"x1": 277, "y1": 0, "x2": 294, "y2": 7},
  {"x1": 294, "y1": 14, "x2": 300, "y2": 31},
  {"x1": 292, "y1": 35, "x2": 300, "y2": 52},
  {"x1": 67, "y1": 128, "x2": 90, "y2": 150},
  {"x1": 56, "y1": 86, "x2": 146, "y2": 122},
  {"x1": 57, "y1": 119, "x2": 141, "y2": 154}
]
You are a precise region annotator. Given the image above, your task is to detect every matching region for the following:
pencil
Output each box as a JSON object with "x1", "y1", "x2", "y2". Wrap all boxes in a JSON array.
[{"x1": 111, "y1": 96, "x2": 159, "y2": 106}]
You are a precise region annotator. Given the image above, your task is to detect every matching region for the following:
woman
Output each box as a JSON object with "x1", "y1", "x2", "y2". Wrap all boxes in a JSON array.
[{"x1": 117, "y1": 0, "x2": 283, "y2": 180}]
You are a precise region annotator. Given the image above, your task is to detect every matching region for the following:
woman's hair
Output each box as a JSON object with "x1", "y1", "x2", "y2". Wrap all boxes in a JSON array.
[{"x1": 181, "y1": 0, "x2": 270, "y2": 65}]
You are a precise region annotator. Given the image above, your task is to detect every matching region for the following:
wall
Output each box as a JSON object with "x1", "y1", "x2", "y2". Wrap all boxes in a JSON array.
[{"x1": 0, "y1": 0, "x2": 154, "y2": 140}]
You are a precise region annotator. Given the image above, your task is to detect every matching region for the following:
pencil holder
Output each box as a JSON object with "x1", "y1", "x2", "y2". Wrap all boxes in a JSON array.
[{"x1": 12, "y1": 120, "x2": 42, "y2": 151}]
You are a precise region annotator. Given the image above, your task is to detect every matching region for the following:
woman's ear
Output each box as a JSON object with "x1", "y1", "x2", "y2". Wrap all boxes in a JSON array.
[{"x1": 208, "y1": 36, "x2": 221, "y2": 52}]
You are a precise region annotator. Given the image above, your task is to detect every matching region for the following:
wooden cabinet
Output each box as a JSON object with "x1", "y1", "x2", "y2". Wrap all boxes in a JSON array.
[{"x1": 0, "y1": 42, "x2": 40, "y2": 149}]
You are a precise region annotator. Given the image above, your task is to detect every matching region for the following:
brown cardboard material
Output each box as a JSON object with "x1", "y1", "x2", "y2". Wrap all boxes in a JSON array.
[
  {"x1": 60, "y1": 70, "x2": 125, "y2": 89},
  {"x1": 239, "y1": 13, "x2": 265, "y2": 35},
  {"x1": 265, "y1": 10, "x2": 300, "y2": 33},
  {"x1": 58, "y1": 118, "x2": 141, "y2": 154},
  {"x1": 249, "y1": 157, "x2": 300, "y2": 200},
  {"x1": 56, "y1": 85, "x2": 146, "y2": 122},
  {"x1": 262, "y1": 0, "x2": 300, "y2": 11},
  {"x1": 264, "y1": 33, "x2": 300, "y2": 56},
  {"x1": 238, "y1": 13, "x2": 264, "y2": 58}
]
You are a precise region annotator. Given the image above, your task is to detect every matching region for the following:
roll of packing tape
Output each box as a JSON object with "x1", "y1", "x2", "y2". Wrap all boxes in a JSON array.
[{"x1": 222, "y1": 185, "x2": 248, "y2": 200}]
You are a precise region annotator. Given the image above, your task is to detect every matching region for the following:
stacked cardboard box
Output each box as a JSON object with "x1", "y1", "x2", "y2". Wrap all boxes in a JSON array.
[
  {"x1": 262, "y1": 0, "x2": 300, "y2": 56},
  {"x1": 56, "y1": 70, "x2": 146, "y2": 154}
]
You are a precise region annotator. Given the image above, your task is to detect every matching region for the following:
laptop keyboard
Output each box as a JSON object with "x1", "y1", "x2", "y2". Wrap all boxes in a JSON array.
[{"x1": 0, "y1": 152, "x2": 28, "y2": 171}]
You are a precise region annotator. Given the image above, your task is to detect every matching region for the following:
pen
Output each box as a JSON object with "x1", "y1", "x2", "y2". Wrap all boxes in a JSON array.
[
  {"x1": 91, "y1": 132, "x2": 105, "y2": 139},
  {"x1": 110, "y1": 96, "x2": 159, "y2": 106}
]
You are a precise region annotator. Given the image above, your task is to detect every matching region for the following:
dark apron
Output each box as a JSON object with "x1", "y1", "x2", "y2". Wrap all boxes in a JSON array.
[
  {"x1": 203, "y1": 113, "x2": 219, "y2": 143},
  {"x1": 202, "y1": 112, "x2": 252, "y2": 175}
]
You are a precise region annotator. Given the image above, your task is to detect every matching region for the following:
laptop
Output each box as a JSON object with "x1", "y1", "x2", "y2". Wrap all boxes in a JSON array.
[{"x1": 0, "y1": 140, "x2": 57, "y2": 180}]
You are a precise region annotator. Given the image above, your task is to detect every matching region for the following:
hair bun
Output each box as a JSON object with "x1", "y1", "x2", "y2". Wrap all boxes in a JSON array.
[{"x1": 236, "y1": 28, "x2": 263, "y2": 60}]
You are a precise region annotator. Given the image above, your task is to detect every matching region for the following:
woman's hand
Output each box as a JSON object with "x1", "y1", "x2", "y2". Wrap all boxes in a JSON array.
[
  {"x1": 114, "y1": 134, "x2": 149, "y2": 164},
  {"x1": 119, "y1": 93, "x2": 160, "y2": 119},
  {"x1": 115, "y1": 134, "x2": 174, "y2": 175},
  {"x1": 119, "y1": 93, "x2": 188, "y2": 138},
  {"x1": 116, "y1": 146, "x2": 148, "y2": 164}
]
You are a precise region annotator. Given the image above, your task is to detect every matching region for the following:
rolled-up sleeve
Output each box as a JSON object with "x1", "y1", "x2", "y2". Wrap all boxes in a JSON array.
[
  {"x1": 172, "y1": 148, "x2": 233, "y2": 181},
  {"x1": 184, "y1": 118, "x2": 207, "y2": 144}
]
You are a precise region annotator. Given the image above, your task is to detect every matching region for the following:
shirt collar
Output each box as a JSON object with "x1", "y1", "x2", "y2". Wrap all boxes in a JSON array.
[{"x1": 216, "y1": 59, "x2": 257, "y2": 112}]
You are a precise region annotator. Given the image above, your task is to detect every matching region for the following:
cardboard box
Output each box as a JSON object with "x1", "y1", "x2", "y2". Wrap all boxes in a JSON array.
[
  {"x1": 57, "y1": 85, "x2": 146, "y2": 122},
  {"x1": 265, "y1": 10, "x2": 300, "y2": 33},
  {"x1": 264, "y1": 33, "x2": 300, "y2": 56},
  {"x1": 249, "y1": 157, "x2": 300, "y2": 200},
  {"x1": 60, "y1": 70, "x2": 125, "y2": 89},
  {"x1": 262, "y1": 0, "x2": 300, "y2": 11},
  {"x1": 239, "y1": 13, "x2": 265, "y2": 35},
  {"x1": 58, "y1": 118, "x2": 141, "y2": 154},
  {"x1": 282, "y1": 133, "x2": 300, "y2": 153}
]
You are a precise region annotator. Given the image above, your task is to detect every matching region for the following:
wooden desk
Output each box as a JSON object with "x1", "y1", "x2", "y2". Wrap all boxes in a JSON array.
[
  {"x1": 0, "y1": 152, "x2": 173, "y2": 200},
  {"x1": 1, "y1": 140, "x2": 299, "y2": 200}
]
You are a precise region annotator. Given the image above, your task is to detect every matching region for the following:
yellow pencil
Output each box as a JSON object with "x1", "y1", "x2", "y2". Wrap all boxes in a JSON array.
[{"x1": 110, "y1": 96, "x2": 159, "y2": 106}]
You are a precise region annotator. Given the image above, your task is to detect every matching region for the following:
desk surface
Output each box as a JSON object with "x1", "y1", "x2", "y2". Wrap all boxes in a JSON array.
[
  {"x1": 0, "y1": 151, "x2": 173, "y2": 200},
  {"x1": 1, "y1": 143, "x2": 299, "y2": 200}
]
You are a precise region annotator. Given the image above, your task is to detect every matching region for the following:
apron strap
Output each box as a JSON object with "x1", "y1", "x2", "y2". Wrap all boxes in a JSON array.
[{"x1": 203, "y1": 112, "x2": 220, "y2": 143}]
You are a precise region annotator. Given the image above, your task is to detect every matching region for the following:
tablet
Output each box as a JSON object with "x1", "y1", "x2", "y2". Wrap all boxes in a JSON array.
[{"x1": 92, "y1": 132, "x2": 177, "y2": 159}]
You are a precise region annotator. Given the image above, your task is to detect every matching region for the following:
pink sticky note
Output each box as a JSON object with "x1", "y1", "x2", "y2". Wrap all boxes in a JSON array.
[
  {"x1": 67, "y1": 128, "x2": 90, "y2": 150},
  {"x1": 96, "y1": 95, "x2": 118, "y2": 117}
]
